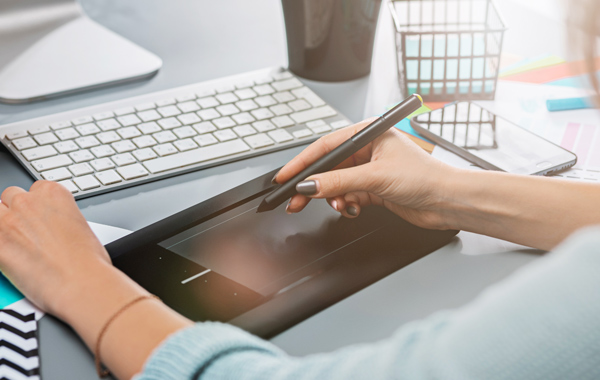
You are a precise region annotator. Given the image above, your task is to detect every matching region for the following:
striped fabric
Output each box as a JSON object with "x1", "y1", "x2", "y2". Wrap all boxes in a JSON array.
[{"x1": 0, "y1": 310, "x2": 39, "y2": 380}]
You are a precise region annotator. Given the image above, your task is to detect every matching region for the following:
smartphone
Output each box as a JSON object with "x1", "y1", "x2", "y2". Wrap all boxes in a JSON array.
[{"x1": 410, "y1": 101, "x2": 577, "y2": 175}]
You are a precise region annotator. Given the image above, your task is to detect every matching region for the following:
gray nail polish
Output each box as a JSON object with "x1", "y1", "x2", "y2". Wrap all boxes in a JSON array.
[
  {"x1": 271, "y1": 171, "x2": 280, "y2": 185},
  {"x1": 296, "y1": 180, "x2": 317, "y2": 195},
  {"x1": 346, "y1": 206, "x2": 358, "y2": 216}
]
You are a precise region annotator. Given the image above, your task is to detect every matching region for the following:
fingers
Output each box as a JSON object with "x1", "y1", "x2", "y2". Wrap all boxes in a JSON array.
[
  {"x1": 1, "y1": 187, "x2": 26, "y2": 208},
  {"x1": 274, "y1": 118, "x2": 377, "y2": 184},
  {"x1": 295, "y1": 164, "x2": 379, "y2": 199}
]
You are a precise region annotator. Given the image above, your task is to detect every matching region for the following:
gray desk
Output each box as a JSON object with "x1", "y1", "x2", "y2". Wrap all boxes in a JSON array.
[{"x1": 0, "y1": 0, "x2": 560, "y2": 378}]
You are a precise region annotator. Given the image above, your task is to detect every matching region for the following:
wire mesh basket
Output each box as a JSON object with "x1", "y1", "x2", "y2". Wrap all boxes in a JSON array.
[{"x1": 389, "y1": 0, "x2": 506, "y2": 102}]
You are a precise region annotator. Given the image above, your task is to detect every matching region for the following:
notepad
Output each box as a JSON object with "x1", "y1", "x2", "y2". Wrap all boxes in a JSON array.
[{"x1": 0, "y1": 309, "x2": 40, "y2": 380}]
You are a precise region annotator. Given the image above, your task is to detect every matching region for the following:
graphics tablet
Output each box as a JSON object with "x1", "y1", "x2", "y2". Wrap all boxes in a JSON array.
[{"x1": 106, "y1": 170, "x2": 458, "y2": 338}]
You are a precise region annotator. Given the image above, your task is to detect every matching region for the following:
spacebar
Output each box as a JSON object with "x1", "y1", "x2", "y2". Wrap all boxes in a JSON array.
[{"x1": 144, "y1": 139, "x2": 251, "y2": 174}]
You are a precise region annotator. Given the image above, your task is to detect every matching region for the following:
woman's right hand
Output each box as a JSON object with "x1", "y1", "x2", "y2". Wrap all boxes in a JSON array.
[{"x1": 274, "y1": 119, "x2": 461, "y2": 230}]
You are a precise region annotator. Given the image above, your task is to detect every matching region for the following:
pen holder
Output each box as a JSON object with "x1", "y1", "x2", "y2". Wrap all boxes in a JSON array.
[{"x1": 389, "y1": 0, "x2": 506, "y2": 101}]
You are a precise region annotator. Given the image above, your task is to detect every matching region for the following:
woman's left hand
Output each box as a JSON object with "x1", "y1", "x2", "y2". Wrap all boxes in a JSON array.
[{"x1": 0, "y1": 181, "x2": 111, "y2": 316}]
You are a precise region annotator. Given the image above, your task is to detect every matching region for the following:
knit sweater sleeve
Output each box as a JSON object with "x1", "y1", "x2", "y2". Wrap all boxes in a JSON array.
[{"x1": 135, "y1": 227, "x2": 600, "y2": 380}]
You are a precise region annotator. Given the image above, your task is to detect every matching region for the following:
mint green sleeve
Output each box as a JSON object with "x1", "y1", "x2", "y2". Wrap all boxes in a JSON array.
[{"x1": 136, "y1": 227, "x2": 600, "y2": 380}]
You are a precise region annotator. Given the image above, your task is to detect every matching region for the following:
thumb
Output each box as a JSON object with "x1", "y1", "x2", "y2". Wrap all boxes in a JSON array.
[{"x1": 296, "y1": 165, "x2": 378, "y2": 199}]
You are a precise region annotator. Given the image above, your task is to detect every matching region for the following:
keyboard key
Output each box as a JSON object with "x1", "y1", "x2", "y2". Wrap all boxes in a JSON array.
[
  {"x1": 253, "y1": 84, "x2": 275, "y2": 95},
  {"x1": 49, "y1": 121, "x2": 72, "y2": 130},
  {"x1": 273, "y1": 91, "x2": 295, "y2": 103},
  {"x1": 93, "y1": 111, "x2": 114, "y2": 121},
  {"x1": 234, "y1": 88, "x2": 257, "y2": 100},
  {"x1": 255, "y1": 95, "x2": 277, "y2": 107},
  {"x1": 153, "y1": 143, "x2": 178, "y2": 157},
  {"x1": 118, "y1": 164, "x2": 149, "y2": 180},
  {"x1": 97, "y1": 118, "x2": 121, "y2": 131},
  {"x1": 33, "y1": 132, "x2": 59, "y2": 145},
  {"x1": 95, "y1": 170, "x2": 123, "y2": 185},
  {"x1": 58, "y1": 180, "x2": 78, "y2": 193},
  {"x1": 216, "y1": 93, "x2": 239, "y2": 105},
  {"x1": 232, "y1": 112, "x2": 255, "y2": 125},
  {"x1": 135, "y1": 103, "x2": 155, "y2": 111},
  {"x1": 177, "y1": 113, "x2": 201, "y2": 125},
  {"x1": 213, "y1": 117, "x2": 236, "y2": 129},
  {"x1": 133, "y1": 148, "x2": 158, "y2": 161},
  {"x1": 235, "y1": 80, "x2": 255, "y2": 89},
  {"x1": 252, "y1": 120, "x2": 276, "y2": 132},
  {"x1": 28, "y1": 126, "x2": 50, "y2": 134},
  {"x1": 144, "y1": 139, "x2": 250, "y2": 174},
  {"x1": 137, "y1": 109, "x2": 161, "y2": 122},
  {"x1": 197, "y1": 96, "x2": 220, "y2": 109},
  {"x1": 268, "y1": 129, "x2": 294, "y2": 143},
  {"x1": 177, "y1": 102, "x2": 200, "y2": 113},
  {"x1": 72, "y1": 116, "x2": 94, "y2": 125},
  {"x1": 251, "y1": 108, "x2": 275, "y2": 120},
  {"x1": 194, "y1": 134, "x2": 218, "y2": 147},
  {"x1": 73, "y1": 175, "x2": 101, "y2": 191},
  {"x1": 54, "y1": 141, "x2": 79, "y2": 154},
  {"x1": 158, "y1": 118, "x2": 182, "y2": 130},
  {"x1": 293, "y1": 129, "x2": 313, "y2": 139},
  {"x1": 196, "y1": 88, "x2": 216, "y2": 98},
  {"x1": 216, "y1": 104, "x2": 240, "y2": 116},
  {"x1": 112, "y1": 153, "x2": 137, "y2": 166},
  {"x1": 75, "y1": 123, "x2": 100, "y2": 136},
  {"x1": 272, "y1": 78, "x2": 303, "y2": 92},
  {"x1": 5, "y1": 130, "x2": 28, "y2": 140},
  {"x1": 255, "y1": 76, "x2": 274, "y2": 85},
  {"x1": 32, "y1": 155, "x2": 72, "y2": 171},
  {"x1": 131, "y1": 135, "x2": 157, "y2": 148},
  {"x1": 174, "y1": 139, "x2": 198, "y2": 152},
  {"x1": 292, "y1": 87, "x2": 326, "y2": 107},
  {"x1": 156, "y1": 98, "x2": 176, "y2": 107},
  {"x1": 97, "y1": 131, "x2": 121, "y2": 144},
  {"x1": 235, "y1": 99, "x2": 259, "y2": 111},
  {"x1": 310, "y1": 124, "x2": 332, "y2": 134},
  {"x1": 22, "y1": 145, "x2": 57, "y2": 161},
  {"x1": 117, "y1": 126, "x2": 142, "y2": 139},
  {"x1": 117, "y1": 114, "x2": 142, "y2": 127},
  {"x1": 216, "y1": 84, "x2": 235, "y2": 93},
  {"x1": 176, "y1": 93, "x2": 196, "y2": 102},
  {"x1": 90, "y1": 158, "x2": 116, "y2": 171},
  {"x1": 69, "y1": 150, "x2": 94, "y2": 163},
  {"x1": 233, "y1": 125, "x2": 257, "y2": 137},
  {"x1": 271, "y1": 116, "x2": 295, "y2": 128},
  {"x1": 75, "y1": 136, "x2": 101, "y2": 149},
  {"x1": 331, "y1": 120, "x2": 351, "y2": 129},
  {"x1": 306, "y1": 120, "x2": 326, "y2": 128},
  {"x1": 138, "y1": 122, "x2": 162, "y2": 135},
  {"x1": 112, "y1": 140, "x2": 137, "y2": 153},
  {"x1": 288, "y1": 99, "x2": 311, "y2": 112},
  {"x1": 214, "y1": 129, "x2": 237, "y2": 142},
  {"x1": 244, "y1": 133, "x2": 275, "y2": 149},
  {"x1": 12, "y1": 137, "x2": 37, "y2": 150},
  {"x1": 193, "y1": 121, "x2": 217, "y2": 134},
  {"x1": 291, "y1": 106, "x2": 336, "y2": 124},
  {"x1": 69, "y1": 163, "x2": 94, "y2": 176},
  {"x1": 197, "y1": 108, "x2": 221, "y2": 121},
  {"x1": 91, "y1": 145, "x2": 116, "y2": 158},
  {"x1": 173, "y1": 126, "x2": 197, "y2": 139},
  {"x1": 270, "y1": 104, "x2": 293, "y2": 116},
  {"x1": 153, "y1": 131, "x2": 177, "y2": 144},
  {"x1": 272, "y1": 71, "x2": 293, "y2": 81},
  {"x1": 41, "y1": 167, "x2": 72, "y2": 181},
  {"x1": 157, "y1": 105, "x2": 181, "y2": 117}
]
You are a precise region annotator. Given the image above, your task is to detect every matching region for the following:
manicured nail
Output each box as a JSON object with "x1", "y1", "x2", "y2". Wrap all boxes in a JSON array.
[
  {"x1": 296, "y1": 180, "x2": 318, "y2": 196},
  {"x1": 285, "y1": 200, "x2": 292, "y2": 214},
  {"x1": 346, "y1": 206, "x2": 358, "y2": 216},
  {"x1": 331, "y1": 200, "x2": 338, "y2": 211},
  {"x1": 271, "y1": 171, "x2": 280, "y2": 185}
]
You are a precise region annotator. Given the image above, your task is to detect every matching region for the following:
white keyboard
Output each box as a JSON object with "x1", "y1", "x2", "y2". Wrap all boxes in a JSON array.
[{"x1": 0, "y1": 67, "x2": 352, "y2": 199}]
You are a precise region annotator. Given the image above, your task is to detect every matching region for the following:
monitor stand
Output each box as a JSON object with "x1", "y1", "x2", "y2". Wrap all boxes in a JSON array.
[{"x1": 0, "y1": 0, "x2": 162, "y2": 104}]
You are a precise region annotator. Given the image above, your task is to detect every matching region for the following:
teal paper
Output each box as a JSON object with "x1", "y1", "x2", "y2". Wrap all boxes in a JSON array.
[{"x1": 0, "y1": 273, "x2": 24, "y2": 308}]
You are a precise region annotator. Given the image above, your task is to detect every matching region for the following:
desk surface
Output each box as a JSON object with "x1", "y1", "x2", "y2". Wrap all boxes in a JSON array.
[{"x1": 0, "y1": 1, "x2": 563, "y2": 378}]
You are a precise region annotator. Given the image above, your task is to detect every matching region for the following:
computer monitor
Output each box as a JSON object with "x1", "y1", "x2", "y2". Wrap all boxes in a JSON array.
[{"x1": 0, "y1": 0, "x2": 162, "y2": 103}]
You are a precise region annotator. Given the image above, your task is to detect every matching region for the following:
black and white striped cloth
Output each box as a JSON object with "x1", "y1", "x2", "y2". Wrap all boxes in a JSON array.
[{"x1": 0, "y1": 310, "x2": 39, "y2": 380}]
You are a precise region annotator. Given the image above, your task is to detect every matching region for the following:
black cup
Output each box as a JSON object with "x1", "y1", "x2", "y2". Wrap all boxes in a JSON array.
[{"x1": 281, "y1": 0, "x2": 382, "y2": 82}]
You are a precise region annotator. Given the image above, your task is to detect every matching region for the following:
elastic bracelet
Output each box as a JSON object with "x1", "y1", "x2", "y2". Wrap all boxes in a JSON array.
[{"x1": 95, "y1": 294, "x2": 160, "y2": 377}]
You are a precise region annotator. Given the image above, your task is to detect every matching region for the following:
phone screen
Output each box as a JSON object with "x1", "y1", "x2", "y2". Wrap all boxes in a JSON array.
[{"x1": 412, "y1": 102, "x2": 576, "y2": 174}]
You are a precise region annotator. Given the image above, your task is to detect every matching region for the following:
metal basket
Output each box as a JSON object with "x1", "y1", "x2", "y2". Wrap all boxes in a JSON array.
[{"x1": 389, "y1": 0, "x2": 506, "y2": 102}]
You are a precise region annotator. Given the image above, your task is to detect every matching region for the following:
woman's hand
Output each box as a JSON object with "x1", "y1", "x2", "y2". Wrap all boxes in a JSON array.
[
  {"x1": 0, "y1": 181, "x2": 111, "y2": 316},
  {"x1": 275, "y1": 119, "x2": 460, "y2": 230}
]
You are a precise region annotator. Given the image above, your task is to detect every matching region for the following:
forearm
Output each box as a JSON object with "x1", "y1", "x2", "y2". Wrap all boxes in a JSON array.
[
  {"x1": 443, "y1": 169, "x2": 600, "y2": 250},
  {"x1": 56, "y1": 262, "x2": 192, "y2": 380}
]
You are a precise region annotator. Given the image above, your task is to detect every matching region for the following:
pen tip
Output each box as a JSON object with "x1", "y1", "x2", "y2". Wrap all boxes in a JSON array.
[
  {"x1": 414, "y1": 93, "x2": 423, "y2": 104},
  {"x1": 256, "y1": 199, "x2": 268, "y2": 213}
]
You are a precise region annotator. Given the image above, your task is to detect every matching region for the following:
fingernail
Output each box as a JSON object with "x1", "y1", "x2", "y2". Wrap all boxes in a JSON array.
[
  {"x1": 346, "y1": 206, "x2": 358, "y2": 216},
  {"x1": 331, "y1": 200, "x2": 338, "y2": 211},
  {"x1": 285, "y1": 200, "x2": 292, "y2": 214},
  {"x1": 271, "y1": 171, "x2": 280, "y2": 185},
  {"x1": 296, "y1": 180, "x2": 318, "y2": 196}
]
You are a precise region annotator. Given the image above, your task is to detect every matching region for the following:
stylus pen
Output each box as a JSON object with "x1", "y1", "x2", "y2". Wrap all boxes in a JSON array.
[{"x1": 256, "y1": 94, "x2": 423, "y2": 213}]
